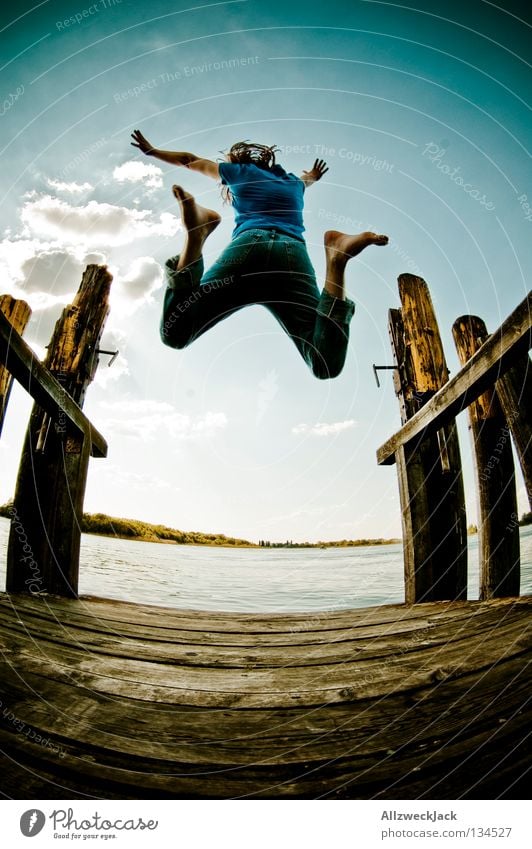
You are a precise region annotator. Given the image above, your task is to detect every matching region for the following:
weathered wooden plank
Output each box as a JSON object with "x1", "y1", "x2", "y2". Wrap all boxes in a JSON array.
[
  {"x1": 377, "y1": 290, "x2": 532, "y2": 465},
  {"x1": 3, "y1": 615, "x2": 528, "y2": 709},
  {"x1": 0, "y1": 601, "x2": 508, "y2": 650},
  {"x1": 3, "y1": 589, "x2": 525, "y2": 636},
  {"x1": 1, "y1": 718, "x2": 528, "y2": 800},
  {"x1": 0, "y1": 651, "x2": 529, "y2": 797},
  {"x1": 389, "y1": 277, "x2": 467, "y2": 603},
  {"x1": 1, "y1": 654, "x2": 529, "y2": 769},
  {"x1": 3, "y1": 645, "x2": 527, "y2": 736},
  {"x1": 6, "y1": 265, "x2": 112, "y2": 597},
  {"x1": 0, "y1": 309, "x2": 107, "y2": 457},
  {"x1": 0, "y1": 295, "x2": 31, "y2": 437},
  {"x1": 0, "y1": 591, "x2": 492, "y2": 634},
  {"x1": 0, "y1": 593, "x2": 529, "y2": 799},
  {"x1": 0, "y1": 603, "x2": 452, "y2": 647},
  {"x1": 0, "y1": 601, "x2": 519, "y2": 668},
  {"x1": 2, "y1": 638, "x2": 529, "y2": 755},
  {"x1": 495, "y1": 355, "x2": 532, "y2": 509},
  {"x1": 453, "y1": 316, "x2": 520, "y2": 599}
]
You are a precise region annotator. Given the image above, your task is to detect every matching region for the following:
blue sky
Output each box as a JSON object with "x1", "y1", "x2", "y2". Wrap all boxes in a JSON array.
[{"x1": 0, "y1": 0, "x2": 530, "y2": 542}]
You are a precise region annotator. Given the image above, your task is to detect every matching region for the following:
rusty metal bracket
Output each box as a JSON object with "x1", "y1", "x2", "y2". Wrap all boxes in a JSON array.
[
  {"x1": 97, "y1": 348, "x2": 119, "y2": 367},
  {"x1": 373, "y1": 364, "x2": 398, "y2": 388}
]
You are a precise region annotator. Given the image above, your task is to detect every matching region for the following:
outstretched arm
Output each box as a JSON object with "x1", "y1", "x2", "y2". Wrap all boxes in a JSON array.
[
  {"x1": 300, "y1": 158, "x2": 329, "y2": 189},
  {"x1": 130, "y1": 130, "x2": 219, "y2": 180}
]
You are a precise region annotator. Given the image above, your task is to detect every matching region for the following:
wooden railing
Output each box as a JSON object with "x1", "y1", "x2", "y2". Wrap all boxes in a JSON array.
[
  {"x1": 0, "y1": 265, "x2": 112, "y2": 598},
  {"x1": 377, "y1": 276, "x2": 531, "y2": 604}
]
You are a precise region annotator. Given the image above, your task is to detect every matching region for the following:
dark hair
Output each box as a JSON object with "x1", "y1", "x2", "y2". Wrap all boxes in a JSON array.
[
  {"x1": 226, "y1": 141, "x2": 279, "y2": 168},
  {"x1": 220, "y1": 141, "x2": 280, "y2": 202}
]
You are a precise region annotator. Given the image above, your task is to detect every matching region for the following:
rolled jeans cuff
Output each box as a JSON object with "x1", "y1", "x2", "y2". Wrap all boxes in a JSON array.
[
  {"x1": 165, "y1": 255, "x2": 203, "y2": 290},
  {"x1": 317, "y1": 291, "x2": 356, "y2": 324}
]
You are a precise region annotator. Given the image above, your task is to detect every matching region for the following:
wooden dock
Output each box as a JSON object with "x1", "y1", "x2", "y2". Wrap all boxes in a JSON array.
[
  {"x1": 0, "y1": 592, "x2": 530, "y2": 799},
  {"x1": 1, "y1": 270, "x2": 531, "y2": 799}
]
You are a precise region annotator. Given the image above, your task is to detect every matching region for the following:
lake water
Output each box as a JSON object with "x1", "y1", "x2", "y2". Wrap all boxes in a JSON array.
[{"x1": 0, "y1": 517, "x2": 531, "y2": 612}]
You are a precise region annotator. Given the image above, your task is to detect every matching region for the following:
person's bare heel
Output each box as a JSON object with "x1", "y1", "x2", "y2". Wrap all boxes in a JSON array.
[
  {"x1": 323, "y1": 230, "x2": 389, "y2": 300},
  {"x1": 172, "y1": 185, "x2": 221, "y2": 270},
  {"x1": 324, "y1": 230, "x2": 389, "y2": 267},
  {"x1": 172, "y1": 185, "x2": 221, "y2": 239}
]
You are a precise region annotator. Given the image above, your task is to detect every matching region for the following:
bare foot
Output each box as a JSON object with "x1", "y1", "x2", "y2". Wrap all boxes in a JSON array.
[
  {"x1": 172, "y1": 185, "x2": 221, "y2": 240},
  {"x1": 324, "y1": 229, "x2": 389, "y2": 266}
]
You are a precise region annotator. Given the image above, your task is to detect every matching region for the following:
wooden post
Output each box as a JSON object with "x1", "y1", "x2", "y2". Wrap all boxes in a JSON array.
[
  {"x1": 495, "y1": 357, "x2": 532, "y2": 510},
  {"x1": 6, "y1": 265, "x2": 112, "y2": 598},
  {"x1": 453, "y1": 315, "x2": 519, "y2": 599},
  {"x1": 0, "y1": 296, "x2": 31, "y2": 436},
  {"x1": 390, "y1": 275, "x2": 467, "y2": 603}
]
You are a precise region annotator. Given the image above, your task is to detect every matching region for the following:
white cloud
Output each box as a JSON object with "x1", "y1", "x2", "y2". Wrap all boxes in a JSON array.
[
  {"x1": 0, "y1": 239, "x2": 162, "y2": 386},
  {"x1": 46, "y1": 178, "x2": 94, "y2": 194},
  {"x1": 0, "y1": 170, "x2": 178, "y2": 390},
  {"x1": 20, "y1": 247, "x2": 89, "y2": 295},
  {"x1": 0, "y1": 237, "x2": 41, "y2": 296},
  {"x1": 113, "y1": 256, "x2": 164, "y2": 308},
  {"x1": 0, "y1": 237, "x2": 106, "y2": 303},
  {"x1": 89, "y1": 462, "x2": 176, "y2": 492},
  {"x1": 98, "y1": 399, "x2": 227, "y2": 441},
  {"x1": 1, "y1": 234, "x2": 162, "y2": 321},
  {"x1": 292, "y1": 420, "x2": 357, "y2": 437},
  {"x1": 113, "y1": 160, "x2": 163, "y2": 189},
  {"x1": 20, "y1": 194, "x2": 178, "y2": 248}
]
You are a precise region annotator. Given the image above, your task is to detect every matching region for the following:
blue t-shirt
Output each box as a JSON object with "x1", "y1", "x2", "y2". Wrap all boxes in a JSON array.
[{"x1": 218, "y1": 162, "x2": 305, "y2": 241}]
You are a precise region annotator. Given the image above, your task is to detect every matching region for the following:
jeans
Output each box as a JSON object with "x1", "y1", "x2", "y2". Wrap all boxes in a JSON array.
[{"x1": 160, "y1": 227, "x2": 356, "y2": 379}]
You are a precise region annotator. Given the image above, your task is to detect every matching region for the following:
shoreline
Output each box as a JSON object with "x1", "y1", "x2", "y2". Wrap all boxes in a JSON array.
[
  {"x1": 80, "y1": 529, "x2": 402, "y2": 549},
  {"x1": 82, "y1": 531, "x2": 259, "y2": 548}
]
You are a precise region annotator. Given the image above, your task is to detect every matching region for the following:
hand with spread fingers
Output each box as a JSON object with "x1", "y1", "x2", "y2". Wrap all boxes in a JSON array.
[
  {"x1": 301, "y1": 158, "x2": 329, "y2": 185},
  {"x1": 130, "y1": 129, "x2": 155, "y2": 156}
]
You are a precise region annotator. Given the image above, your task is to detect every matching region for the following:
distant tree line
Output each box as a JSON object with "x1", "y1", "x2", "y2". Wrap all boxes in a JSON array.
[
  {"x1": 2, "y1": 501, "x2": 528, "y2": 546},
  {"x1": 80, "y1": 513, "x2": 254, "y2": 546},
  {"x1": 258, "y1": 538, "x2": 400, "y2": 548},
  {"x1": 0, "y1": 502, "x2": 253, "y2": 547}
]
